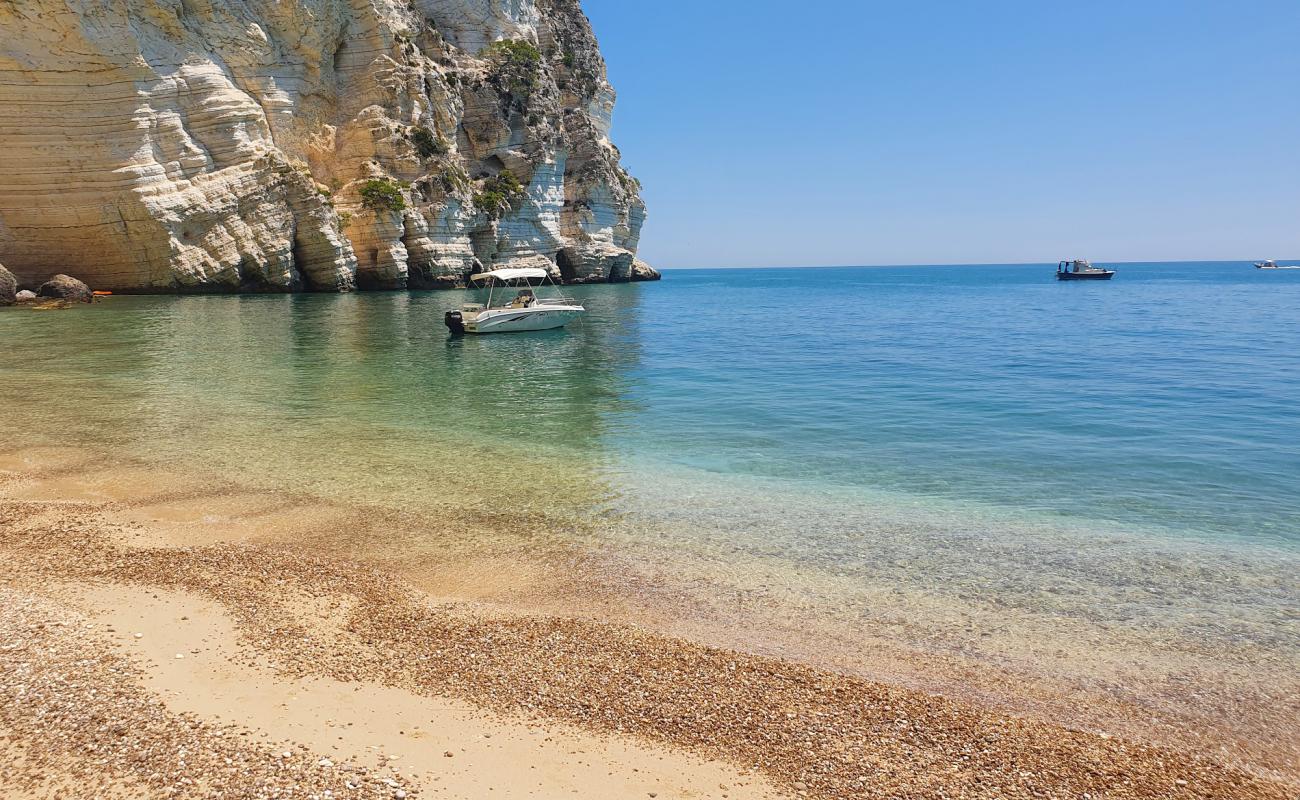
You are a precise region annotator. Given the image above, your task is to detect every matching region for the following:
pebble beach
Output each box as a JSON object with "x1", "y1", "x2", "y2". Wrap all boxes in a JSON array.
[
  {"x1": 2, "y1": 446, "x2": 1295, "y2": 800},
  {"x1": 0, "y1": 0, "x2": 1296, "y2": 788}
]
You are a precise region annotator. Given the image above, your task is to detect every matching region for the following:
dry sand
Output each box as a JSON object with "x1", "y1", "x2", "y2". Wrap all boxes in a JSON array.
[
  {"x1": 1, "y1": 445, "x2": 1296, "y2": 799},
  {"x1": 75, "y1": 583, "x2": 778, "y2": 799}
]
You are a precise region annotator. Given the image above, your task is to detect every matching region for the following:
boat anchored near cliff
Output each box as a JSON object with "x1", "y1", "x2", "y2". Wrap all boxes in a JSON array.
[
  {"x1": 1056, "y1": 260, "x2": 1115, "y2": 281},
  {"x1": 444, "y1": 268, "x2": 585, "y2": 335}
]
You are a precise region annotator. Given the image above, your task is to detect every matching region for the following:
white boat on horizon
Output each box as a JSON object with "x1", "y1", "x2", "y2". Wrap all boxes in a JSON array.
[
  {"x1": 444, "y1": 267, "x2": 585, "y2": 334},
  {"x1": 1252, "y1": 259, "x2": 1300, "y2": 270}
]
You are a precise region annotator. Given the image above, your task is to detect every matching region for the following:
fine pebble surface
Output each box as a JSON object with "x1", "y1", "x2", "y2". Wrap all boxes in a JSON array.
[
  {"x1": 0, "y1": 590, "x2": 413, "y2": 799},
  {"x1": 1, "y1": 493, "x2": 1295, "y2": 800}
]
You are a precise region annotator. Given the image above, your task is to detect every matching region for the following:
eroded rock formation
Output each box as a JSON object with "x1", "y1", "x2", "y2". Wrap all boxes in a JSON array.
[
  {"x1": 0, "y1": 263, "x2": 15, "y2": 305},
  {"x1": 0, "y1": 0, "x2": 656, "y2": 293}
]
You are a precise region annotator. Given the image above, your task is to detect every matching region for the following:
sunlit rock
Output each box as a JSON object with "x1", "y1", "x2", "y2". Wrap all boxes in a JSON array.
[{"x1": 0, "y1": 0, "x2": 651, "y2": 292}]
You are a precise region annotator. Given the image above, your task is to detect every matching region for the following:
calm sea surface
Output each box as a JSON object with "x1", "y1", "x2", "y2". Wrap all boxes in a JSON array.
[{"x1": 3, "y1": 261, "x2": 1298, "y2": 766}]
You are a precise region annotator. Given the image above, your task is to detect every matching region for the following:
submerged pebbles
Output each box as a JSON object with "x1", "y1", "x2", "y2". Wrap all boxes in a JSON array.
[{"x1": 1, "y1": 497, "x2": 1295, "y2": 799}]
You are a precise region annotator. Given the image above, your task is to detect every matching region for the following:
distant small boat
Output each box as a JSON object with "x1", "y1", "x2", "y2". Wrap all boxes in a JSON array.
[
  {"x1": 1056, "y1": 260, "x2": 1115, "y2": 281},
  {"x1": 1251, "y1": 259, "x2": 1300, "y2": 269}
]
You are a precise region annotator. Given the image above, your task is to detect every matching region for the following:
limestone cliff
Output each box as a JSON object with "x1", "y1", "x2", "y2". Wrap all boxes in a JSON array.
[{"x1": 0, "y1": 0, "x2": 656, "y2": 292}]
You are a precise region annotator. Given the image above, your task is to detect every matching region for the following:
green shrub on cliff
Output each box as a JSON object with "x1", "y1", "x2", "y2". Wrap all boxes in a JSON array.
[
  {"x1": 359, "y1": 178, "x2": 406, "y2": 213},
  {"x1": 410, "y1": 126, "x2": 449, "y2": 160},
  {"x1": 473, "y1": 171, "x2": 526, "y2": 219},
  {"x1": 483, "y1": 39, "x2": 542, "y2": 99},
  {"x1": 616, "y1": 169, "x2": 642, "y2": 194},
  {"x1": 484, "y1": 39, "x2": 541, "y2": 68},
  {"x1": 439, "y1": 165, "x2": 472, "y2": 196}
]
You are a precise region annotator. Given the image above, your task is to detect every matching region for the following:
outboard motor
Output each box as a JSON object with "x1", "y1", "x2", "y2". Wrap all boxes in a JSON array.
[{"x1": 444, "y1": 310, "x2": 465, "y2": 335}]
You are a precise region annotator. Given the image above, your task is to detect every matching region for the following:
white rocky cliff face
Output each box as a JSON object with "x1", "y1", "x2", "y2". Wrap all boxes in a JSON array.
[{"x1": 0, "y1": 0, "x2": 657, "y2": 292}]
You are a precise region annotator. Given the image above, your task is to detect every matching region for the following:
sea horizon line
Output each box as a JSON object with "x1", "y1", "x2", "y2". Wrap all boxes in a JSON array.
[{"x1": 656, "y1": 258, "x2": 1294, "y2": 272}]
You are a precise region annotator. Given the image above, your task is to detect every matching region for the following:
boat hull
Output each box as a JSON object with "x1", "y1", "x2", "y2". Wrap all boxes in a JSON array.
[
  {"x1": 1057, "y1": 271, "x2": 1114, "y2": 281},
  {"x1": 463, "y1": 306, "x2": 584, "y2": 334}
]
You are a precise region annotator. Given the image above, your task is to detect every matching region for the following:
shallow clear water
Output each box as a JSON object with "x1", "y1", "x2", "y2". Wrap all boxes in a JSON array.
[
  {"x1": 5, "y1": 261, "x2": 1298, "y2": 544},
  {"x1": 620, "y1": 263, "x2": 1300, "y2": 544},
  {"x1": 3, "y1": 261, "x2": 1298, "y2": 767}
]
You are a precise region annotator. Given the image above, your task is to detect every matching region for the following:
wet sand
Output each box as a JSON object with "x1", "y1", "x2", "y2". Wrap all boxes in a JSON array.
[{"x1": 1, "y1": 446, "x2": 1297, "y2": 799}]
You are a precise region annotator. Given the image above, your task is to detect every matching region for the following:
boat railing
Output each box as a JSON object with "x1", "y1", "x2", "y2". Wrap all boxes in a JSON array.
[{"x1": 535, "y1": 295, "x2": 579, "y2": 306}]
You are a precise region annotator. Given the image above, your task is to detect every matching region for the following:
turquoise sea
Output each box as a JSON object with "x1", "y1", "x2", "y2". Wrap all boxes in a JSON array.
[
  {"x1": 2, "y1": 260, "x2": 1298, "y2": 770},
  {"x1": 624, "y1": 262, "x2": 1300, "y2": 542}
]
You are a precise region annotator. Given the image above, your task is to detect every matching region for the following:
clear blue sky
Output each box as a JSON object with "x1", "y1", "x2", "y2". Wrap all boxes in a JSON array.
[{"x1": 583, "y1": 1, "x2": 1300, "y2": 268}]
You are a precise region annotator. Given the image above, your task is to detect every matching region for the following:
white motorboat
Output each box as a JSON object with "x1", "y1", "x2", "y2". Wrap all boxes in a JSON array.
[
  {"x1": 444, "y1": 267, "x2": 585, "y2": 334},
  {"x1": 1255, "y1": 259, "x2": 1280, "y2": 269}
]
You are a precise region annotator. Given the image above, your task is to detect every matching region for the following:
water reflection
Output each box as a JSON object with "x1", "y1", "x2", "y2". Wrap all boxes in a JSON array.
[{"x1": 0, "y1": 286, "x2": 649, "y2": 520}]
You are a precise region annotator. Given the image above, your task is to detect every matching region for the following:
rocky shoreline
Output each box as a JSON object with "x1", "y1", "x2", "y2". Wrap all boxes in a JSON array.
[
  {"x1": 0, "y1": 264, "x2": 101, "y2": 308},
  {"x1": 0, "y1": 260, "x2": 655, "y2": 312}
]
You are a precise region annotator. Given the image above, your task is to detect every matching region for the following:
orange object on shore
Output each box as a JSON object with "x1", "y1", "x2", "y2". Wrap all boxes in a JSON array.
[{"x1": 92, "y1": 291, "x2": 113, "y2": 296}]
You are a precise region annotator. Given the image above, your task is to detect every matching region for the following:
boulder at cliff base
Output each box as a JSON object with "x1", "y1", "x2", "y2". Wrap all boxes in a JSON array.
[
  {"x1": 0, "y1": 263, "x2": 15, "y2": 305},
  {"x1": 631, "y1": 259, "x2": 662, "y2": 282},
  {"x1": 37, "y1": 274, "x2": 92, "y2": 303}
]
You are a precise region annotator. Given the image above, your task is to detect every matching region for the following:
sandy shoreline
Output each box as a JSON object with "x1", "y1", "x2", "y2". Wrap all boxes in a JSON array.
[{"x1": 1, "y1": 446, "x2": 1296, "y2": 799}]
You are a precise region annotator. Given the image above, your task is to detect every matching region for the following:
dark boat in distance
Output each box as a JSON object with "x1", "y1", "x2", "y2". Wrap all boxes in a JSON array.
[{"x1": 1056, "y1": 260, "x2": 1115, "y2": 281}]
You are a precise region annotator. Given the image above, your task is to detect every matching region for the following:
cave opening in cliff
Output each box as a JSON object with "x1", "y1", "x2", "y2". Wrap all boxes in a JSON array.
[
  {"x1": 290, "y1": 234, "x2": 318, "y2": 292},
  {"x1": 332, "y1": 38, "x2": 347, "y2": 77},
  {"x1": 556, "y1": 249, "x2": 577, "y2": 283}
]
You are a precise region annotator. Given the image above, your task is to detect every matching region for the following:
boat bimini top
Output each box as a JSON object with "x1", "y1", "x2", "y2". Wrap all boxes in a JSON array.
[{"x1": 468, "y1": 267, "x2": 551, "y2": 282}]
